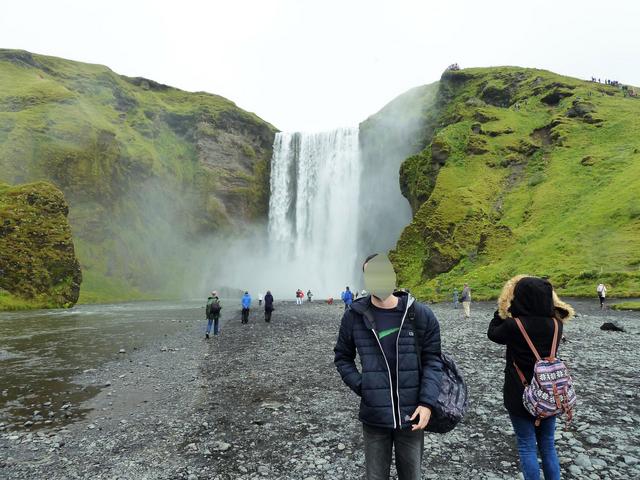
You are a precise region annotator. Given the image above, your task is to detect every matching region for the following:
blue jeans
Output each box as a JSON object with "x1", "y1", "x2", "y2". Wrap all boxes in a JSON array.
[
  {"x1": 509, "y1": 414, "x2": 560, "y2": 480},
  {"x1": 206, "y1": 317, "x2": 219, "y2": 335},
  {"x1": 362, "y1": 424, "x2": 424, "y2": 480}
]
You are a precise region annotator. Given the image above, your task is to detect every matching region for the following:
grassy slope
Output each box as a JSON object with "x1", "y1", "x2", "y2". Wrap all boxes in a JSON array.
[
  {"x1": 610, "y1": 301, "x2": 640, "y2": 311},
  {"x1": 0, "y1": 182, "x2": 82, "y2": 310},
  {"x1": 0, "y1": 50, "x2": 276, "y2": 304},
  {"x1": 393, "y1": 67, "x2": 640, "y2": 300}
]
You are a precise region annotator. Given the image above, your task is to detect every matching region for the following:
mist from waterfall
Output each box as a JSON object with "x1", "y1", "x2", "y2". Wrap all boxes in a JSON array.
[
  {"x1": 267, "y1": 128, "x2": 361, "y2": 297},
  {"x1": 207, "y1": 117, "x2": 418, "y2": 300},
  {"x1": 200, "y1": 85, "x2": 434, "y2": 301}
]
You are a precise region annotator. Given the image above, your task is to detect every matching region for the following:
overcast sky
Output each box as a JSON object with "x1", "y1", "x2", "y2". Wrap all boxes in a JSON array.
[{"x1": 2, "y1": 0, "x2": 638, "y2": 131}]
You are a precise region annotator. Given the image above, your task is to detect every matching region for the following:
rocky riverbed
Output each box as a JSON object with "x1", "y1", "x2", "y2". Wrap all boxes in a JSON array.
[{"x1": 1, "y1": 299, "x2": 639, "y2": 479}]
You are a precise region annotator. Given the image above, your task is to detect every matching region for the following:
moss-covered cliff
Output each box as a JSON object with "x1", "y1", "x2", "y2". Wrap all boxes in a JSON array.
[
  {"x1": 0, "y1": 50, "x2": 277, "y2": 303},
  {"x1": 392, "y1": 67, "x2": 640, "y2": 300},
  {"x1": 0, "y1": 182, "x2": 82, "y2": 310}
]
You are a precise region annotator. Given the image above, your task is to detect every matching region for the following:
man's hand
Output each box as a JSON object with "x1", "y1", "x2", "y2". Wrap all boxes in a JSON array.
[{"x1": 410, "y1": 405, "x2": 432, "y2": 431}]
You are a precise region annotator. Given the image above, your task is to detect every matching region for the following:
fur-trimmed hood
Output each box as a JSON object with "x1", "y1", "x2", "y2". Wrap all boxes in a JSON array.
[{"x1": 497, "y1": 275, "x2": 575, "y2": 322}]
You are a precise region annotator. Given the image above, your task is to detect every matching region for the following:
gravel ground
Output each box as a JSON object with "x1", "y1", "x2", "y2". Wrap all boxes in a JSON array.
[{"x1": 1, "y1": 298, "x2": 639, "y2": 479}]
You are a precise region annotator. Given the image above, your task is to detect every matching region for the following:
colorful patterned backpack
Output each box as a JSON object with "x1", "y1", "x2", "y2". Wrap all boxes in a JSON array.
[{"x1": 513, "y1": 317, "x2": 577, "y2": 425}]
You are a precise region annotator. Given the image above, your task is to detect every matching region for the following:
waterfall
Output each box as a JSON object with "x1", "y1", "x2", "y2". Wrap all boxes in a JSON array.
[{"x1": 268, "y1": 127, "x2": 361, "y2": 297}]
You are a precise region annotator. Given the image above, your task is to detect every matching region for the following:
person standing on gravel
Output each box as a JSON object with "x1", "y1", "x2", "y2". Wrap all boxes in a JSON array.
[
  {"x1": 205, "y1": 291, "x2": 222, "y2": 338},
  {"x1": 487, "y1": 275, "x2": 574, "y2": 480},
  {"x1": 295, "y1": 289, "x2": 303, "y2": 305},
  {"x1": 241, "y1": 291, "x2": 251, "y2": 324},
  {"x1": 453, "y1": 288, "x2": 459, "y2": 309},
  {"x1": 334, "y1": 253, "x2": 443, "y2": 480},
  {"x1": 264, "y1": 290, "x2": 274, "y2": 322},
  {"x1": 460, "y1": 284, "x2": 471, "y2": 319},
  {"x1": 258, "y1": 292, "x2": 263, "y2": 306},
  {"x1": 596, "y1": 283, "x2": 607, "y2": 309},
  {"x1": 341, "y1": 286, "x2": 354, "y2": 310}
]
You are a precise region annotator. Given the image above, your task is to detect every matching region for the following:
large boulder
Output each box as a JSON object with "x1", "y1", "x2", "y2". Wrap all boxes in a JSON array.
[
  {"x1": 0, "y1": 182, "x2": 82, "y2": 309},
  {"x1": 600, "y1": 322, "x2": 625, "y2": 332}
]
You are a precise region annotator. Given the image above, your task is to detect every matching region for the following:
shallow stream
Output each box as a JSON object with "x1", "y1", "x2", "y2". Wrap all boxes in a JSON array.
[{"x1": 0, "y1": 300, "x2": 212, "y2": 429}]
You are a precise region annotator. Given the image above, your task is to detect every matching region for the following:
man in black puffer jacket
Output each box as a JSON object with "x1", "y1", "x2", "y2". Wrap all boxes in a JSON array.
[{"x1": 334, "y1": 286, "x2": 443, "y2": 479}]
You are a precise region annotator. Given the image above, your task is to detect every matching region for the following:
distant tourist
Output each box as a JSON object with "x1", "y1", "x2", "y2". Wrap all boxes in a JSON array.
[
  {"x1": 241, "y1": 291, "x2": 251, "y2": 324},
  {"x1": 460, "y1": 284, "x2": 471, "y2": 319},
  {"x1": 596, "y1": 283, "x2": 607, "y2": 309},
  {"x1": 341, "y1": 286, "x2": 354, "y2": 310},
  {"x1": 295, "y1": 289, "x2": 303, "y2": 305},
  {"x1": 361, "y1": 289, "x2": 367, "y2": 297},
  {"x1": 487, "y1": 275, "x2": 575, "y2": 480},
  {"x1": 334, "y1": 254, "x2": 443, "y2": 479},
  {"x1": 264, "y1": 290, "x2": 274, "y2": 322},
  {"x1": 453, "y1": 288, "x2": 459, "y2": 309},
  {"x1": 205, "y1": 291, "x2": 222, "y2": 338},
  {"x1": 258, "y1": 293, "x2": 263, "y2": 306},
  {"x1": 327, "y1": 297, "x2": 334, "y2": 305},
  {"x1": 307, "y1": 290, "x2": 313, "y2": 302}
]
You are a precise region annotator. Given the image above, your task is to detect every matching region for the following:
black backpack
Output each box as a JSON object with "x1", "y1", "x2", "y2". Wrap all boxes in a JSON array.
[
  {"x1": 207, "y1": 297, "x2": 221, "y2": 317},
  {"x1": 408, "y1": 304, "x2": 468, "y2": 433},
  {"x1": 211, "y1": 298, "x2": 221, "y2": 314}
]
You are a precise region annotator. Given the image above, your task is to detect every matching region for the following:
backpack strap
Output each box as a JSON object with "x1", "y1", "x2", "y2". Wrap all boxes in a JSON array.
[
  {"x1": 549, "y1": 318, "x2": 559, "y2": 360},
  {"x1": 513, "y1": 317, "x2": 541, "y2": 361},
  {"x1": 408, "y1": 304, "x2": 422, "y2": 375},
  {"x1": 359, "y1": 303, "x2": 375, "y2": 329},
  {"x1": 513, "y1": 362, "x2": 528, "y2": 386}
]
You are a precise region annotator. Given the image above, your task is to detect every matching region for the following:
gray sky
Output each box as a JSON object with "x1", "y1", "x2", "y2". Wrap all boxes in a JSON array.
[{"x1": 2, "y1": 0, "x2": 638, "y2": 131}]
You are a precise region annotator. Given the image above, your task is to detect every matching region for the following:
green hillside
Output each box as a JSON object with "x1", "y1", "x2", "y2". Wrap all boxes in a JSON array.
[
  {"x1": 0, "y1": 182, "x2": 82, "y2": 310},
  {"x1": 0, "y1": 50, "x2": 277, "y2": 304},
  {"x1": 392, "y1": 67, "x2": 640, "y2": 300}
]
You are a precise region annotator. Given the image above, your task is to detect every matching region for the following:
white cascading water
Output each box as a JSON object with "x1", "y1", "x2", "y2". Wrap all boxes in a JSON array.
[{"x1": 268, "y1": 127, "x2": 361, "y2": 297}]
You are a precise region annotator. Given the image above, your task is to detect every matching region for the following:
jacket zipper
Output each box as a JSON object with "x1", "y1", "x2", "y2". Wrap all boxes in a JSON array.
[
  {"x1": 371, "y1": 329, "x2": 397, "y2": 429},
  {"x1": 394, "y1": 299, "x2": 412, "y2": 426}
]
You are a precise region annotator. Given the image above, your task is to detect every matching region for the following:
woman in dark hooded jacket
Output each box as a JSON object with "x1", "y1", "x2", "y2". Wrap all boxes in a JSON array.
[
  {"x1": 264, "y1": 291, "x2": 274, "y2": 322},
  {"x1": 488, "y1": 275, "x2": 574, "y2": 480}
]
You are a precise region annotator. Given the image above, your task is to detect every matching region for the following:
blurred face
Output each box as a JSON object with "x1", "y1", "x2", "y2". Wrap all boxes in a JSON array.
[{"x1": 364, "y1": 254, "x2": 397, "y2": 300}]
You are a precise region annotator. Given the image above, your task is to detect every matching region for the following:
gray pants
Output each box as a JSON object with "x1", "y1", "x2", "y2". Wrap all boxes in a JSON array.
[{"x1": 363, "y1": 424, "x2": 424, "y2": 480}]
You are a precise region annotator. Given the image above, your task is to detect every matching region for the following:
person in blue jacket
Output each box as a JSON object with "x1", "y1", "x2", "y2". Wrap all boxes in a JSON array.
[
  {"x1": 334, "y1": 254, "x2": 443, "y2": 479},
  {"x1": 341, "y1": 286, "x2": 354, "y2": 310},
  {"x1": 241, "y1": 291, "x2": 251, "y2": 324}
]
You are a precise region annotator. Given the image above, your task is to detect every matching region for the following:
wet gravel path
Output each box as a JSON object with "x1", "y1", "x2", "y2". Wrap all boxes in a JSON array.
[{"x1": 1, "y1": 299, "x2": 639, "y2": 479}]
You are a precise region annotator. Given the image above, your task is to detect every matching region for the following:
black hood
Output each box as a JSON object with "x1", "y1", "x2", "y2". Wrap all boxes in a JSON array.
[{"x1": 509, "y1": 277, "x2": 554, "y2": 318}]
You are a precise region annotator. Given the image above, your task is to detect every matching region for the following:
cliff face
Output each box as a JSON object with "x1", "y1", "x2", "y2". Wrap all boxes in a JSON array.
[
  {"x1": 0, "y1": 182, "x2": 82, "y2": 309},
  {"x1": 0, "y1": 50, "x2": 277, "y2": 302},
  {"x1": 392, "y1": 67, "x2": 640, "y2": 299}
]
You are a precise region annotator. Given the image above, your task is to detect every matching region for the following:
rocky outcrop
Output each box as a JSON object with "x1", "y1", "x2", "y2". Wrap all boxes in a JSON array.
[
  {"x1": 0, "y1": 49, "x2": 277, "y2": 303},
  {"x1": 0, "y1": 182, "x2": 82, "y2": 309}
]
